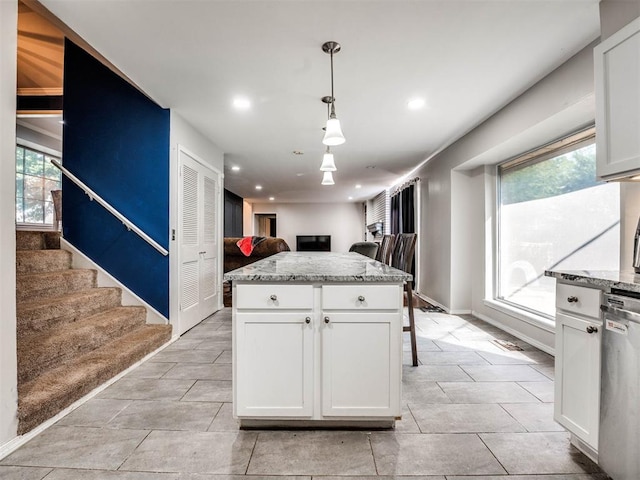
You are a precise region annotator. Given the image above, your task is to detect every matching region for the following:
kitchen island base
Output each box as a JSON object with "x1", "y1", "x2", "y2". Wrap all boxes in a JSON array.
[{"x1": 225, "y1": 252, "x2": 412, "y2": 428}]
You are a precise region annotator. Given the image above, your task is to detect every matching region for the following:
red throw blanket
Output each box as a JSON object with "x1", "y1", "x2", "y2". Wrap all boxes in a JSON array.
[{"x1": 236, "y1": 236, "x2": 266, "y2": 257}]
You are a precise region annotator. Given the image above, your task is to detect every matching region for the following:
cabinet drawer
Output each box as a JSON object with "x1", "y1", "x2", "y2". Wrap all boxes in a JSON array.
[
  {"x1": 556, "y1": 283, "x2": 601, "y2": 319},
  {"x1": 322, "y1": 285, "x2": 401, "y2": 310},
  {"x1": 236, "y1": 284, "x2": 313, "y2": 309}
]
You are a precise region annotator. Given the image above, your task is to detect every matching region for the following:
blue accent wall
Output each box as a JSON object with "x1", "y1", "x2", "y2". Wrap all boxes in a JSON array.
[{"x1": 62, "y1": 40, "x2": 170, "y2": 317}]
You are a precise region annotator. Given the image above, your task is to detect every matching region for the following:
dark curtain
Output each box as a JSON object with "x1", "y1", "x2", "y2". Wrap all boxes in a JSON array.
[{"x1": 390, "y1": 183, "x2": 416, "y2": 280}]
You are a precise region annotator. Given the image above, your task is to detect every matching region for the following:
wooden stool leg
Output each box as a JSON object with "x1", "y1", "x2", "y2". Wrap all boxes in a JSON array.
[{"x1": 404, "y1": 281, "x2": 418, "y2": 366}]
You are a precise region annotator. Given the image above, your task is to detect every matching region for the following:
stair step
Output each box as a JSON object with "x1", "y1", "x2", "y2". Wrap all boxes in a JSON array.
[
  {"x1": 18, "y1": 323, "x2": 172, "y2": 435},
  {"x1": 17, "y1": 306, "x2": 147, "y2": 384},
  {"x1": 17, "y1": 249, "x2": 72, "y2": 274},
  {"x1": 16, "y1": 231, "x2": 61, "y2": 250},
  {"x1": 17, "y1": 269, "x2": 97, "y2": 302},
  {"x1": 17, "y1": 288, "x2": 122, "y2": 334}
]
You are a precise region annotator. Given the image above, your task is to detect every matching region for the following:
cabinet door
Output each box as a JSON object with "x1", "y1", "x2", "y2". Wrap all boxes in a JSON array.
[
  {"x1": 321, "y1": 312, "x2": 401, "y2": 417},
  {"x1": 554, "y1": 312, "x2": 601, "y2": 449},
  {"x1": 595, "y1": 18, "x2": 640, "y2": 179},
  {"x1": 235, "y1": 312, "x2": 313, "y2": 417}
]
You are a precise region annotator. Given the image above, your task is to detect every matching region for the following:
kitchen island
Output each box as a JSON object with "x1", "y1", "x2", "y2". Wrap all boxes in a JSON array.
[{"x1": 224, "y1": 251, "x2": 412, "y2": 428}]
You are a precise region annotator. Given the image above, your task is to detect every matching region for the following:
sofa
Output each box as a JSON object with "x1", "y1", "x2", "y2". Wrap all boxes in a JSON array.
[{"x1": 223, "y1": 236, "x2": 291, "y2": 306}]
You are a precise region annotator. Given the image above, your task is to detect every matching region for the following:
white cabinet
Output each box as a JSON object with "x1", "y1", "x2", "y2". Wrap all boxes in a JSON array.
[
  {"x1": 595, "y1": 17, "x2": 640, "y2": 180},
  {"x1": 554, "y1": 283, "x2": 602, "y2": 452},
  {"x1": 233, "y1": 282, "x2": 403, "y2": 424},
  {"x1": 235, "y1": 312, "x2": 313, "y2": 417}
]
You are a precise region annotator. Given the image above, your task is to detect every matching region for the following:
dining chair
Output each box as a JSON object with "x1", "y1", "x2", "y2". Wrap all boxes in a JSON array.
[
  {"x1": 375, "y1": 234, "x2": 395, "y2": 264},
  {"x1": 348, "y1": 241, "x2": 379, "y2": 259},
  {"x1": 390, "y1": 233, "x2": 418, "y2": 366}
]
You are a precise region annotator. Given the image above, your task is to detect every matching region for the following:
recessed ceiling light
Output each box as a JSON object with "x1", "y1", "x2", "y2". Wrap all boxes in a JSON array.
[
  {"x1": 255, "y1": 185, "x2": 262, "y2": 190},
  {"x1": 231, "y1": 166, "x2": 240, "y2": 171},
  {"x1": 233, "y1": 97, "x2": 251, "y2": 110},
  {"x1": 407, "y1": 98, "x2": 425, "y2": 110},
  {"x1": 355, "y1": 184, "x2": 361, "y2": 189},
  {"x1": 296, "y1": 173, "x2": 304, "y2": 177},
  {"x1": 348, "y1": 196, "x2": 353, "y2": 200},
  {"x1": 269, "y1": 197, "x2": 275, "y2": 201}
]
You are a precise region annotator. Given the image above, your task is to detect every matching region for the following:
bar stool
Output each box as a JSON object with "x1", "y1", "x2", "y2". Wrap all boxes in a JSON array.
[
  {"x1": 349, "y1": 241, "x2": 379, "y2": 259},
  {"x1": 391, "y1": 233, "x2": 418, "y2": 366},
  {"x1": 375, "y1": 234, "x2": 395, "y2": 264}
]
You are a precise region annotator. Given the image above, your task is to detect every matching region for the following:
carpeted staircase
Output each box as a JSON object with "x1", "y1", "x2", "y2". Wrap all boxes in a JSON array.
[{"x1": 16, "y1": 231, "x2": 172, "y2": 435}]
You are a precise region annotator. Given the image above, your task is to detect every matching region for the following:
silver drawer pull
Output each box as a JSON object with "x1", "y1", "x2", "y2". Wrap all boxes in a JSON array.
[
  {"x1": 567, "y1": 296, "x2": 579, "y2": 303},
  {"x1": 324, "y1": 316, "x2": 330, "y2": 324},
  {"x1": 305, "y1": 317, "x2": 311, "y2": 324},
  {"x1": 358, "y1": 295, "x2": 365, "y2": 302},
  {"x1": 586, "y1": 325, "x2": 598, "y2": 334},
  {"x1": 270, "y1": 295, "x2": 277, "y2": 301}
]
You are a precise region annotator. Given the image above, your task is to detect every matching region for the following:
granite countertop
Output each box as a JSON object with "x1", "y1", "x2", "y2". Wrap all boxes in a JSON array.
[
  {"x1": 545, "y1": 269, "x2": 640, "y2": 294},
  {"x1": 224, "y1": 251, "x2": 413, "y2": 283}
]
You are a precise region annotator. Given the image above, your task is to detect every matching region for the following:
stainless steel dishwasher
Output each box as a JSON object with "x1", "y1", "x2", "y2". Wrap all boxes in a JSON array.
[{"x1": 599, "y1": 292, "x2": 640, "y2": 480}]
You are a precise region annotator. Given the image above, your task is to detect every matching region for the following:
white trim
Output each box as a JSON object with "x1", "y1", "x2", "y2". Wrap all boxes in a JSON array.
[
  {"x1": 61, "y1": 238, "x2": 168, "y2": 324},
  {"x1": 16, "y1": 119, "x2": 62, "y2": 142},
  {"x1": 570, "y1": 433, "x2": 598, "y2": 463},
  {"x1": 473, "y1": 306, "x2": 555, "y2": 356},
  {"x1": 0, "y1": 336, "x2": 175, "y2": 461},
  {"x1": 483, "y1": 298, "x2": 555, "y2": 333},
  {"x1": 414, "y1": 292, "x2": 451, "y2": 313}
]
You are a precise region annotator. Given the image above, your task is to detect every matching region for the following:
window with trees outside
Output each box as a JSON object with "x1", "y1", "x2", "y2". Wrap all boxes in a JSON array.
[
  {"x1": 16, "y1": 145, "x2": 61, "y2": 226},
  {"x1": 497, "y1": 130, "x2": 620, "y2": 319}
]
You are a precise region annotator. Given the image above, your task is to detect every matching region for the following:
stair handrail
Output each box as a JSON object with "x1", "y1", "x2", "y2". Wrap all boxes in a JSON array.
[{"x1": 50, "y1": 159, "x2": 169, "y2": 256}]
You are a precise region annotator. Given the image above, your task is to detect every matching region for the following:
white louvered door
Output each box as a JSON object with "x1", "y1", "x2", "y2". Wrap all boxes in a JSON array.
[{"x1": 178, "y1": 148, "x2": 221, "y2": 335}]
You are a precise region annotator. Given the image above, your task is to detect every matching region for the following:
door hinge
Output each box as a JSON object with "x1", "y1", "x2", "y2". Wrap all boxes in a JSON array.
[{"x1": 172, "y1": 229, "x2": 176, "y2": 241}]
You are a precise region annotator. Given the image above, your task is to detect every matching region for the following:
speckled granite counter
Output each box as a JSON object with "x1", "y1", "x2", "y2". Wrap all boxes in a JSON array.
[
  {"x1": 545, "y1": 269, "x2": 640, "y2": 294},
  {"x1": 224, "y1": 251, "x2": 412, "y2": 283}
]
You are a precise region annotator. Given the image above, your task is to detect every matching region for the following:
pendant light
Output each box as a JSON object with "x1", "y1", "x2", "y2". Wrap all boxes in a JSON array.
[
  {"x1": 320, "y1": 146, "x2": 337, "y2": 171},
  {"x1": 321, "y1": 171, "x2": 335, "y2": 185},
  {"x1": 322, "y1": 41, "x2": 345, "y2": 146}
]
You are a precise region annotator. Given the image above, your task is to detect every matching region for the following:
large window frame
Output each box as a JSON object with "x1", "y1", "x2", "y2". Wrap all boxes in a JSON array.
[
  {"x1": 493, "y1": 126, "x2": 620, "y2": 323},
  {"x1": 15, "y1": 143, "x2": 62, "y2": 229}
]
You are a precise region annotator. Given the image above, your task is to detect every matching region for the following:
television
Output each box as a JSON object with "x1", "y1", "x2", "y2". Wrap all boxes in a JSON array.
[{"x1": 296, "y1": 235, "x2": 331, "y2": 252}]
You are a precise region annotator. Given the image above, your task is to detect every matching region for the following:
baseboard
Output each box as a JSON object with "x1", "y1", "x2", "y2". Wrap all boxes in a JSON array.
[
  {"x1": 471, "y1": 309, "x2": 555, "y2": 356},
  {"x1": 61, "y1": 238, "x2": 168, "y2": 325},
  {"x1": 570, "y1": 434, "x2": 598, "y2": 463},
  {"x1": 0, "y1": 336, "x2": 176, "y2": 461}
]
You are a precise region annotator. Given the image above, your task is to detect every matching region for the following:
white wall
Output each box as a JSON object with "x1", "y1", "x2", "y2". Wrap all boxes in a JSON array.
[
  {"x1": 0, "y1": 0, "x2": 18, "y2": 448},
  {"x1": 169, "y1": 112, "x2": 224, "y2": 329},
  {"x1": 251, "y1": 202, "x2": 364, "y2": 253},
  {"x1": 416, "y1": 42, "x2": 598, "y2": 352}
]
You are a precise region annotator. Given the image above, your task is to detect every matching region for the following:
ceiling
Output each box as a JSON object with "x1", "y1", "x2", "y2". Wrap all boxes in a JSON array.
[{"x1": 33, "y1": 0, "x2": 600, "y2": 203}]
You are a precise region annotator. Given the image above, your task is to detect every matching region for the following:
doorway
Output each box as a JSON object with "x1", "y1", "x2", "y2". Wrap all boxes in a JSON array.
[{"x1": 255, "y1": 213, "x2": 277, "y2": 237}]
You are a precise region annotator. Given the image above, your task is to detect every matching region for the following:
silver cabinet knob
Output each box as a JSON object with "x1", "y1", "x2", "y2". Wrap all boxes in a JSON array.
[
  {"x1": 586, "y1": 325, "x2": 598, "y2": 334},
  {"x1": 358, "y1": 295, "x2": 365, "y2": 302},
  {"x1": 324, "y1": 316, "x2": 330, "y2": 324},
  {"x1": 567, "y1": 296, "x2": 579, "y2": 303},
  {"x1": 270, "y1": 295, "x2": 277, "y2": 301},
  {"x1": 305, "y1": 317, "x2": 311, "y2": 324}
]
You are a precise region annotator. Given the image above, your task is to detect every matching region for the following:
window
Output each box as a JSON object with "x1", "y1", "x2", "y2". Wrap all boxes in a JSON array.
[
  {"x1": 497, "y1": 130, "x2": 620, "y2": 318},
  {"x1": 16, "y1": 145, "x2": 61, "y2": 226}
]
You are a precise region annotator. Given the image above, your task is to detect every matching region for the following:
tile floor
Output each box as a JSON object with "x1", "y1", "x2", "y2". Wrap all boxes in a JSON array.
[{"x1": 0, "y1": 308, "x2": 607, "y2": 480}]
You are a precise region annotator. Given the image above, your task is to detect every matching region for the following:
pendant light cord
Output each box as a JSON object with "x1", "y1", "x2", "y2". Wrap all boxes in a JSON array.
[{"x1": 330, "y1": 49, "x2": 336, "y2": 118}]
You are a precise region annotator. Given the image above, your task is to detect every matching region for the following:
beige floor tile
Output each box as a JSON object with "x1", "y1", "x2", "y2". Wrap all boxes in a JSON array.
[
  {"x1": 247, "y1": 431, "x2": 376, "y2": 476},
  {"x1": 501, "y1": 403, "x2": 564, "y2": 432},
  {"x1": 402, "y1": 381, "x2": 452, "y2": 404},
  {"x1": 108, "y1": 400, "x2": 222, "y2": 431},
  {"x1": 460, "y1": 365, "x2": 551, "y2": 382},
  {"x1": 370, "y1": 433, "x2": 506, "y2": 476},
  {"x1": 0, "y1": 466, "x2": 52, "y2": 480},
  {"x1": 120, "y1": 431, "x2": 257, "y2": 474},
  {"x1": 0, "y1": 426, "x2": 148, "y2": 470},
  {"x1": 403, "y1": 364, "x2": 472, "y2": 383},
  {"x1": 418, "y1": 351, "x2": 491, "y2": 365},
  {"x1": 480, "y1": 432, "x2": 601, "y2": 474},
  {"x1": 97, "y1": 377, "x2": 195, "y2": 401},
  {"x1": 439, "y1": 381, "x2": 540, "y2": 403},
  {"x1": 477, "y1": 350, "x2": 554, "y2": 365},
  {"x1": 518, "y1": 381, "x2": 555, "y2": 402},
  {"x1": 410, "y1": 403, "x2": 526, "y2": 433}
]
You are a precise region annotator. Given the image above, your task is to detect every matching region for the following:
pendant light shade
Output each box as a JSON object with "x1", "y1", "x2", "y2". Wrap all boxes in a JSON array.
[
  {"x1": 322, "y1": 117, "x2": 345, "y2": 146},
  {"x1": 321, "y1": 41, "x2": 345, "y2": 146},
  {"x1": 320, "y1": 147, "x2": 337, "y2": 171},
  {"x1": 321, "y1": 171, "x2": 335, "y2": 185}
]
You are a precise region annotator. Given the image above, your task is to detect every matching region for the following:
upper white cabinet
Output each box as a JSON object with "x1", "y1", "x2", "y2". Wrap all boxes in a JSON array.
[{"x1": 595, "y1": 17, "x2": 640, "y2": 180}]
